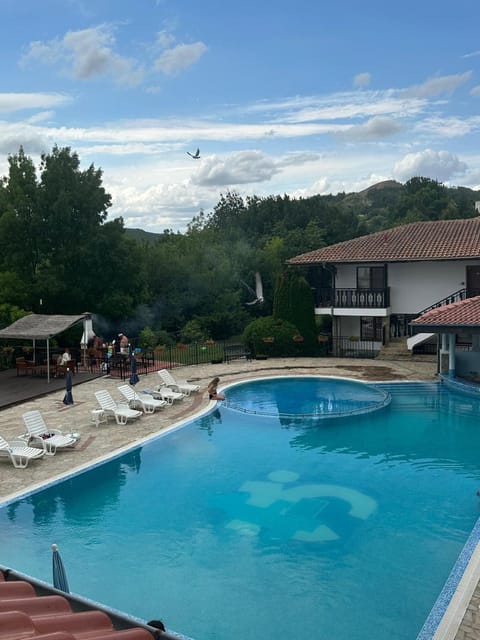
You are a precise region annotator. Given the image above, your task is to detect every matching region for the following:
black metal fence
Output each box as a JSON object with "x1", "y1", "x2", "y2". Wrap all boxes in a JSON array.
[
  {"x1": 329, "y1": 336, "x2": 378, "y2": 359},
  {"x1": 1, "y1": 336, "x2": 381, "y2": 377}
]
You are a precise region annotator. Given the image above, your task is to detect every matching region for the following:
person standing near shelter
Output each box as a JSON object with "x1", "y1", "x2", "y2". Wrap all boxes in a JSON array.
[
  {"x1": 118, "y1": 333, "x2": 129, "y2": 356},
  {"x1": 60, "y1": 348, "x2": 71, "y2": 365}
]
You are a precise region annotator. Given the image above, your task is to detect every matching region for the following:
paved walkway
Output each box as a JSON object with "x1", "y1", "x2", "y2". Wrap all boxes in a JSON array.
[{"x1": 2, "y1": 356, "x2": 477, "y2": 639}]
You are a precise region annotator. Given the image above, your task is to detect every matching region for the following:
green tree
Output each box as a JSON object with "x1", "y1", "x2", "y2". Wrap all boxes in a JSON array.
[
  {"x1": 38, "y1": 145, "x2": 111, "y2": 256},
  {"x1": 273, "y1": 270, "x2": 317, "y2": 353},
  {"x1": 0, "y1": 147, "x2": 40, "y2": 282}
]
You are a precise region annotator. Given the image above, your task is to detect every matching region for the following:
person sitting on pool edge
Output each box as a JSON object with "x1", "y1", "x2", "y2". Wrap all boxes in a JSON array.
[{"x1": 207, "y1": 376, "x2": 225, "y2": 400}]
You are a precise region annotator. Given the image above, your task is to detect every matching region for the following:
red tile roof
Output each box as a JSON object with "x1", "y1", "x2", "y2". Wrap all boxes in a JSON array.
[
  {"x1": 411, "y1": 295, "x2": 480, "y2": 327},
  {"x1": 0, "y1": 569, "x2": 172, "y2": 640},
  {"x1": 288, "y1": 218, "x2": 480, "y2": 264}
]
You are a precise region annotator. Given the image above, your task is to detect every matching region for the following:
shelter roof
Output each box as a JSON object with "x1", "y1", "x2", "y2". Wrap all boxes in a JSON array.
[
  {"x1": 287, "y1": 217, "x2": 480, "y2": 265},
  {"x1": 0, "y1": 313, "x2": 88, "y2": 340},
  {"x1": 411, "y1": 295, "x2": 480, "y2": 331}
]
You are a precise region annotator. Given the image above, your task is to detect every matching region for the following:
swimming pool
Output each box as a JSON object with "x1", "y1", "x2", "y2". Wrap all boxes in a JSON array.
[{"x1": 1, "y1": 377, "x2": 480, "y2": 640}]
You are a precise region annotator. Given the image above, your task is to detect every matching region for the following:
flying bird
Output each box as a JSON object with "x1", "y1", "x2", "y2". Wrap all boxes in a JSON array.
[
  {"x1": 187, "y1": 148, "x2": 200, "y2": 159},
  {"x1": 241, "y1": 272, "x2": 264, "y2": 305}
]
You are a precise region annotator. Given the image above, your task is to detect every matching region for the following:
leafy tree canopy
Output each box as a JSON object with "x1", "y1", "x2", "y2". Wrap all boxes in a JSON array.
[{"x1": 1, "y1": 144, "x2": 478, "y2": 343}]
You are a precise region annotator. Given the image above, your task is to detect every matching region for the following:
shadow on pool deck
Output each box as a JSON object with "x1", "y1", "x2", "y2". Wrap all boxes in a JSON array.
[{"x1": 0, "y1": 367, "x2": 103, "y2": 409}]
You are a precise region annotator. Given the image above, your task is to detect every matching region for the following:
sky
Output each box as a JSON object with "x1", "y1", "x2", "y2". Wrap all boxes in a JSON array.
[{"x1": 2, "y1": 0, "x2": 480, "y2": 233}]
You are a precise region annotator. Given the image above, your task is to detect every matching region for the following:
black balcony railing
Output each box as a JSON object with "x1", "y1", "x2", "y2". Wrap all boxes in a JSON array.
[{"x1": 314, "y1": 287, "x2": 390, "y2": 309}]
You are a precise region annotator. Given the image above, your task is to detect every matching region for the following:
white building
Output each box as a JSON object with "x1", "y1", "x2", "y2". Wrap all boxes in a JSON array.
[{"x1": 288, "y1": 218, "x2": 480, "y2": 355}]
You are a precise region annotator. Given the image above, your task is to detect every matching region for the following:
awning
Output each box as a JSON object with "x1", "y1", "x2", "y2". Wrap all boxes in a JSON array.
[
  {"x1": 0, "y1": 313, "x2": 89, "y2": 340},
  {"x1": 0, "y1": 313, "x2": 91, "y2": 382}
]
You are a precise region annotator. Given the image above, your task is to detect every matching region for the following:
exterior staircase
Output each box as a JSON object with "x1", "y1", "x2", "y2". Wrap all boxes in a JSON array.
[{"x1": 375, "y1": 337, "x2": 436, "y2": 362}]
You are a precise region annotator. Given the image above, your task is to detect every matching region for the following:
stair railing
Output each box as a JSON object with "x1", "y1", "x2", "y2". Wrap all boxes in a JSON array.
[{"x1": 417, "y1": 288, "x2": 467, "y2": 316}]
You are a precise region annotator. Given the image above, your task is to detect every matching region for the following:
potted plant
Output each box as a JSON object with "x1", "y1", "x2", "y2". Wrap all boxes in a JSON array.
[{"x1": 293, "y1": 335, "x2": 304, "y2": 342}]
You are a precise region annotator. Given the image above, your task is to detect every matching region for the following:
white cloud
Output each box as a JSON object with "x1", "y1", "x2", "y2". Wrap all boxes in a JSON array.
[
  {"x1": 20, "y1": 25, "x2": 144, "y2": 87},
  {"x1": 0, "y1": 124, "x2": 49, "y2": 155},
  {"x1": 20, "y1": 24, "x2": 208, "y2": 86},
  {"x1": 256, "y1": 91, "x2": 426, "y2": 124},
  {"x1": 341, "y1": 116, "x2": 404, "y2": 141},
  {"x1": 471, "y1": 85, "x2": 480, "y2": 97},
  {"x1": 27, "y1": 111, "x2": 56, "y2": 124},
  {"x1": 0, "y1": 92, "x2": 70, "y2": 113},
  {"x1": 155, "y1": 30, "x2": 176, "y2": 49},
  {"x1": 403, "y1": 71, "x2": 472, "y2": 98},
  {"x1": 393, "y1": 149, "x2": 468, "y2": 182},
  {"x1": 154, "y1": 41, "x2": 207, "y2": 75},
  {"x1": 462, "y1": 50, "x2": 480, "y2": 59},
  {"x1": 354, "y1": 72, "x2": 371, "y2": 88},
  {"x1": 415, "y1": 115, "x2": 480, "y2": 138},
  {"x1": 193, "y1": 151, "x2": 279, "y2": 186},
  {"x1": 104, "y1": 171, "x2": 212, "y2": 231}
]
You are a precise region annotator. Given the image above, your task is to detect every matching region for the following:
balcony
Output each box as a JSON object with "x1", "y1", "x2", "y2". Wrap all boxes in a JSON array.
[{"x1": 314, "y1": 287, "x2": 390, "y2": 309}]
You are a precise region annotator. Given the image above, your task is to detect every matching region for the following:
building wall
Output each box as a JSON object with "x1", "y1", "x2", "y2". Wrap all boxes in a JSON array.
[
  {"x1": 334, "y1": 260, "x2": 479, "y2": 314},
  {"x1": 328, "y1": 260, "x2": 480, "y2": 345},
  {"x1": 388, "y1": 261, "x2": 475, "y2": 313}
]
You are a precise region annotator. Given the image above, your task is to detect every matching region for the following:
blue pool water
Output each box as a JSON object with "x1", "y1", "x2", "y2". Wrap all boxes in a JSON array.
[
  {"x1": 225, "y1": 375, "x2": 390, "y2": 417},
  {"x1": 2, "y1": 378, "x2": 480, "y2": 640}
]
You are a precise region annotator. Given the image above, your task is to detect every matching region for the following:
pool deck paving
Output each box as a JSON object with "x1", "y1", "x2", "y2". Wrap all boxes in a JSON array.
[{"x1": 0, "y1": 356, "x2": 478, "y2": 640}]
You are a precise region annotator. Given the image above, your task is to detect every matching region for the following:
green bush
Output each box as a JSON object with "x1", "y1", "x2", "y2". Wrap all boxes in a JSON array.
[
  {"x1": 181, "y1": 319, "x2": 208, "y2": 343},
  {"x1": 138, "y1": 327, "x2": 158, "y2": 351},
  {"x1": 139, "y1": 327, "x2": 174, "y2": 350},
  {"x1": 180, "y1": 310, "x2": 251, "y2": 342},
  {"x1": 243, "y1": 316, "x2": 299, "y2": 357}
]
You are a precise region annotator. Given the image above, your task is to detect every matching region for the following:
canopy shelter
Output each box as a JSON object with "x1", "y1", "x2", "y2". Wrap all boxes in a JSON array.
[{"x1": 0, "y1": 313, "x2": 91, "y2": 382}]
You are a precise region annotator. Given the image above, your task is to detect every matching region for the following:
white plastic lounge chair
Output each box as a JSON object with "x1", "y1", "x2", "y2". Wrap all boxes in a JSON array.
[
  {"x1": 0, "y1": 435, "x2": 45, "y2": 468},
  {"x1": 117, "y1": 385, "x2": 167, "y2": 414},
  {"x1": 157, "y1": 369, "x2": 200, "y2": 396},
  {"x1": 153, "y1": 386, "x2": 185, "y2": 405},
  {"x1": 22, "y1": 410, "x2": 79, "y2": 456},
  {"x1": 95, "y1": 390, "x2": 143, "y2": 425}
]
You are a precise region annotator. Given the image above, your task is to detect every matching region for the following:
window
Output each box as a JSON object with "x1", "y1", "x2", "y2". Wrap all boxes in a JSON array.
[
  {"x1": 361, "y1": 317, "x2": 383, "y2": 342},
  {"x1": 357, "y1": 266, "x2": 386, "y2": 289}
]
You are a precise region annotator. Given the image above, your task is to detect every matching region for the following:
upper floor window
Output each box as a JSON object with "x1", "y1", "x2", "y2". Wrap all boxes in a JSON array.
[{"x1": 357, "y1": 266, "x2": 386, "y2": 289}]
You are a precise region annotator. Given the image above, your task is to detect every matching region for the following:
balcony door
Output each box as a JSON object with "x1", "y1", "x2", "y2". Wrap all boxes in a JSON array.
[{"x1": 357, "y1": 265, "x2": 386, "y2": 289}]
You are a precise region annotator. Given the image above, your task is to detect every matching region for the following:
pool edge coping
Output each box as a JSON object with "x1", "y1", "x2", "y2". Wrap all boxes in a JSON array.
[{"x1": 418, "y1": 519, "x2": 480, "y2": 640}]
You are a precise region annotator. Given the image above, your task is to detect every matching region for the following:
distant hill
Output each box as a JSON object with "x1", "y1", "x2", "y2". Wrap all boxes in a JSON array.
[
  {"x1": 124, "y1": 228, "x2": 163, "y2": 244},
  {"x1": 123, "y1": 180, "x2": 480, "y2": 240},
  {"x1": 359, "y1": 179, "x2": 403, "y2": 195}
]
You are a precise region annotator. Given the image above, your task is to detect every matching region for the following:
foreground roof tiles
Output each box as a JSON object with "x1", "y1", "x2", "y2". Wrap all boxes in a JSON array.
[
  {"x1": 412, "y1": 295, "x2": 480, "y2": 327},
  {"x1": 0, "y1": 569, "x2": 166, "y2": 640},
  {"x1": 288, "y1": 217, "x2": 480, "y2": 264}
]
